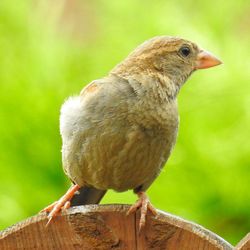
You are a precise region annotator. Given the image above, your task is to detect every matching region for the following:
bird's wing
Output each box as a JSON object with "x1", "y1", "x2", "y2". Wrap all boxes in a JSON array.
[{"x1": 60, "y1": 75, "x2": 138, "y2": 189}]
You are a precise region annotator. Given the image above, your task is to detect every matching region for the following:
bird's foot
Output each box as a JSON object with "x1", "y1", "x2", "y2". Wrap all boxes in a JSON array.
[
  {"x1": 127, "y1": 191, "x2": 157, "y2": 231},
  {"x1": 41, "y1": 184, "x2": 80, "y2": 226}
]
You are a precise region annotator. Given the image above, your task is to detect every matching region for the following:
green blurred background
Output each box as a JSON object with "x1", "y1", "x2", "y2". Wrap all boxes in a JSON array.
[{"x1": 0, "y1": 0, "x2": 249, "y2": 245}]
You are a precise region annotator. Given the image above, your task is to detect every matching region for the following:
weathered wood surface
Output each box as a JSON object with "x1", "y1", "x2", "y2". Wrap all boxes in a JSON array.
[
  {"x1": 235, "y1": 233, "x2": 250, "y2": 250},
  {"x1": 0, "y1": 204, "x2": 247, "y2": 250}
]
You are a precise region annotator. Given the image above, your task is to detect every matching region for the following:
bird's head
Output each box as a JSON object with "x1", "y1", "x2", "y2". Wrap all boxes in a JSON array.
[{"x1": 111, "y1": 36, "x2": 222, "y2": 96}]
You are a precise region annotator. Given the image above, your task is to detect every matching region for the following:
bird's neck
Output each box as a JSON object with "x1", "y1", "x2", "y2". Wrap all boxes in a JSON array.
[
  {"x1": 110, "y1": 58, "x2": 183, "y2": 101},
  {"x1": 110, "y1": 70, "x2": 180, "y2": 102}
]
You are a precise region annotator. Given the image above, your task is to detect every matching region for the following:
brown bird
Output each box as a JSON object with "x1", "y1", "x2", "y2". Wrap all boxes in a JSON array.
[{"x1": 42, "y1": 36, "x2": 222, "y2": 229}]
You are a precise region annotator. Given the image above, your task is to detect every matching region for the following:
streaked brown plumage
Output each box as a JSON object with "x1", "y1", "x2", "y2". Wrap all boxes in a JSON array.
[{"x1": 42, "y1": 36, "x2": 222, "y2": 229}]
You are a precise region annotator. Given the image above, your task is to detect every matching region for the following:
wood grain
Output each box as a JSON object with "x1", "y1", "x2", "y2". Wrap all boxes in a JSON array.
[{"x1": 0, "y1": 204, "x2": 245, "y2": 250}]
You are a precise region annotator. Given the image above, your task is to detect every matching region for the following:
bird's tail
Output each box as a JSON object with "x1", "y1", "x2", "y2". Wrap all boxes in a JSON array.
[{"x1": 70, "y1": 186, "x2": 107, "y2": 206}]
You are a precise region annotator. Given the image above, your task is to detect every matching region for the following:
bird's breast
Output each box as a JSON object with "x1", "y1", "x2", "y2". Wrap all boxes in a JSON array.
[{"x1": 76, "y1": 124, "x2": 177, "y2": 192}]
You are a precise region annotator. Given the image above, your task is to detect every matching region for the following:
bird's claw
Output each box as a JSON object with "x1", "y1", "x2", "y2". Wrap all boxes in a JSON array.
[
  {"x1": 41, "y1": 184, "x2": 80, "y2": 226},
  {"x1": 127, "y1": 191, "x2": 157, "y2": 231}
]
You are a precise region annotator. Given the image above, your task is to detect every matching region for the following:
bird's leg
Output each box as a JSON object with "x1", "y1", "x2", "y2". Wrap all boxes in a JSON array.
[
  {"x1": 127, "y1": 191, "x2": 157, "y2": 231},
  {"x1": 41, "y1": 184, "x2": 80, "y2": 226}
]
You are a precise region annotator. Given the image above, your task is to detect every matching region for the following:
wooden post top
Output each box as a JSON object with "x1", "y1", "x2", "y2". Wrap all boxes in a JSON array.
[{"x1": 0, "y1": 204, "x2": 248, "y2": 249}]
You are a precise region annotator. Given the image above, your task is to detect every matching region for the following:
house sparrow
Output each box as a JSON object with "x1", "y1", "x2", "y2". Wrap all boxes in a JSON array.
[{"x1": 42, "y1": 36, "x2": 222, "y2": 229}]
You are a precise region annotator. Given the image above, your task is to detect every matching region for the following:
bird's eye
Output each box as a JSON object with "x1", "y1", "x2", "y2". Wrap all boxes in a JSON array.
[{"x1": 179, "y1": 46, "x2": 191, "y2": 57}]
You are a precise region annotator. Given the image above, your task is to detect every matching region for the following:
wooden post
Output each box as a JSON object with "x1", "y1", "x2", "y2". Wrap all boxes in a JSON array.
[{"x1": 0, "y1": 204, "x2": 248, "y2": 249}]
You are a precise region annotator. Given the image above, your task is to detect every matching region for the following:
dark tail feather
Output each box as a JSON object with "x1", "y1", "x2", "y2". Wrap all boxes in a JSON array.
[{"x1": 70, "y1": 186, "x2": 107, "y2": 206}]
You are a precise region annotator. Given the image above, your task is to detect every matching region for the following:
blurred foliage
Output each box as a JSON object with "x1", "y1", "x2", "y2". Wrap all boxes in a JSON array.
[{"x1": 0, "y1": 0, "x2": 249, "y2": 245}]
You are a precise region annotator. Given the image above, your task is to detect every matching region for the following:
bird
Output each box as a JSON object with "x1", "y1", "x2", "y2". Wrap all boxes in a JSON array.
[{"x1": 42, "y1": 36, "x2": 222, "y2": 229}]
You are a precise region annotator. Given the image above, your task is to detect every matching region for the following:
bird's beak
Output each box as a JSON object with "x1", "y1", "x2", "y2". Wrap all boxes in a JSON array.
[{"x1": 195, "y1": 50, "x2": 222, "y2": 70}]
